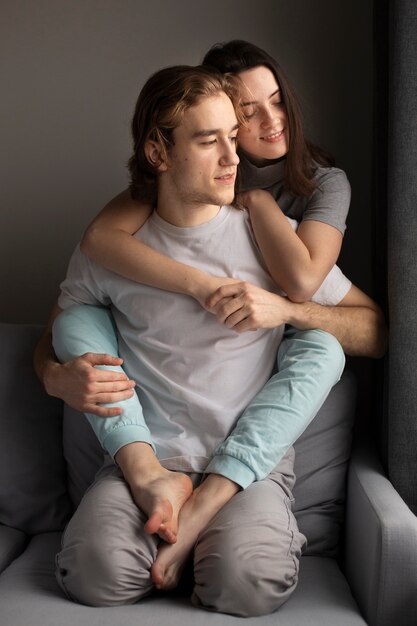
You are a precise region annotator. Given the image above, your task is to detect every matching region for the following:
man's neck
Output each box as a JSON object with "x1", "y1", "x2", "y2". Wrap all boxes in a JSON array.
[{"x1": 155, "y1": 197, "x2": 222, "y2": 228}]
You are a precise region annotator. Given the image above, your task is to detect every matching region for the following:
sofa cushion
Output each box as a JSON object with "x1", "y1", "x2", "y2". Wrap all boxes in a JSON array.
[
  {"x1": 0, "y1": 323, "x2": 72, "y2": 533},
  {"x1": 0, "y1": 524, "x2": 27, "y2": 573},
  {"x1": 0, "y1": 533, "x2": 366, "y2": 626}
]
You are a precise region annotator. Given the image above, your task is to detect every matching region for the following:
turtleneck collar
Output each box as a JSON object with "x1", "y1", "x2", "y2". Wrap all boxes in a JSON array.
[{"x1": 238, "y1": 151, "x2": 286, "y2": 192}]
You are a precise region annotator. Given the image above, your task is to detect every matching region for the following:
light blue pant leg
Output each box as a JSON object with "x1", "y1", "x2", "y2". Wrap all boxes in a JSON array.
[
  {"x1": 53, "y1": 305, "x2": 154, "y2": 458},
  {"x1": 206, "y1": 328, "x2": 345, "y2": 488}
]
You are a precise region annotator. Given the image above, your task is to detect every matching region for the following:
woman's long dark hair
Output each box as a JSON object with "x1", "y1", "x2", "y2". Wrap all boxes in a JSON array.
[{"x1": 203, "y1": 40, "x2": 334, "y2": 197}]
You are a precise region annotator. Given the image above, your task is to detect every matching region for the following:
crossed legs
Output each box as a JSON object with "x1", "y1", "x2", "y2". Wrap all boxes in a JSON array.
[{"x1": 56, "y1": 450, "x2": 305, "y2": 617}]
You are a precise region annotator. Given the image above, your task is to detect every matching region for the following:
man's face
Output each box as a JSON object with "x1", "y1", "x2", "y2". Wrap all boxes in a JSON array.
[{"x1": 165, "y1": 92, "x2": 240, "y2": 209}]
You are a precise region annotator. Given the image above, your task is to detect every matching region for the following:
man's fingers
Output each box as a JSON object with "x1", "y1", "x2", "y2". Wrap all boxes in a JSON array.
[
  {"x1": 87, "y1": 374, "x2": 136, "y2": 388},
  {"x1": 71, "y1": 380, "x2": 136, "y2": 416},
  {"x1": 79, "y1": 387, "x2": 136, "y2": 416},
  {"x1": 83, "y1": 352, "x2": 124, "y2": 367},
  {"x1": 93, "y1": 389, "x2": 136, "y2": 404},
  {"x1": 230, "y1": 316, "x2": 258, "y2": 333},
  {"x1": 80, "y1": 379, "x2": 136, "y2": 396},
  {"x1": 215, "y1": 296, "x2": 245, "y2": 324},
  {"x1": 84, "y1": 404, "x2": 124, "y2": 417},
  {"x1": 223, "y1": 308, "x2": 248, "y2": 329}
]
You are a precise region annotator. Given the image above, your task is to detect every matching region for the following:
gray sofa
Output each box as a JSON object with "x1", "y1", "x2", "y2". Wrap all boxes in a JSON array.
[{"x1": 1, "y1": 322, "x2": 416, "y2": 626}]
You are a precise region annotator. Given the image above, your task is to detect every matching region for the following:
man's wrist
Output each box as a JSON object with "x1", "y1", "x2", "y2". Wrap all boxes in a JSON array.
[
  {"x1": 43, "y1": 360, "x2": 63, "y2": 398},
  {"x1": 283, "y1": 300, "x2": 313, "y2": 330}
]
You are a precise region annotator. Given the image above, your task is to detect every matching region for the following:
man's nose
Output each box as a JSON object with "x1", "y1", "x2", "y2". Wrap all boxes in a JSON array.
[{"x1": 220, "y1": 143, "x2": 240, "y2": 166}]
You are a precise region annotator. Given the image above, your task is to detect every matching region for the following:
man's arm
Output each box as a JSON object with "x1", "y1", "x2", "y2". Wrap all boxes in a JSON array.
[
  {"x1": 206, "y1": 282, "x2": 388, "y2": 358},
  {"x1": 287, "y1": 286, "x2": 388, "y2": 358},
  {"x1": 33, "y1": 303, "x2": 135, "y2": 417}
]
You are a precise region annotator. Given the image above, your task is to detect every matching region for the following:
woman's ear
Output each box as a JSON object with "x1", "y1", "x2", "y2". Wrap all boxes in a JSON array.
[{"x1": 144, "y1": 140, "x2": 169, "y2": 172}]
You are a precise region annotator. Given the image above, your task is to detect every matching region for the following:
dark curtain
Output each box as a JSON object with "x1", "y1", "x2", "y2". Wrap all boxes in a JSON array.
[{"x1": 381, "y1": 0, "x2": 417, "y2": 514}]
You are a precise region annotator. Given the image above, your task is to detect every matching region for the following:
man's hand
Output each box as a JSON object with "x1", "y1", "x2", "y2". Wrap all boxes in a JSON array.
[
  {"x1": 206, "y1": 281, "x2": 289, "y2": 332},
  {"x1": 44, "y1": 353, "x2": 136, "y2": 417}
]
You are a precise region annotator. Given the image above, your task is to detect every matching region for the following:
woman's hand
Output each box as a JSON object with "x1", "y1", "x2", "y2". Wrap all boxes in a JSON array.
[
  {"x1": 205, "y1": 281, "x2": 290, "y2": 332},
  {"x1": 234, "y1": 189, "x2": 274, "y2": 213},
  {"x1": 192, "y1": 274, "x2": 243, "y2": 310}
]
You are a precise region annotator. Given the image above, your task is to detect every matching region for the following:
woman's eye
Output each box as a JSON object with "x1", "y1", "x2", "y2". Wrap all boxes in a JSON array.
[{"x1": 242, "y1": 105, "x2": 257, "y2": 119}]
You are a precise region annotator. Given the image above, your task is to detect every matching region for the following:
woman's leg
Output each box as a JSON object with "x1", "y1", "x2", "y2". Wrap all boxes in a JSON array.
[
  {"x1": 53, "y1": 304, "x2": 153, "y2": 457},
  {"x1": 206, "y1": 328, "x2": 345, "y2": 487}
]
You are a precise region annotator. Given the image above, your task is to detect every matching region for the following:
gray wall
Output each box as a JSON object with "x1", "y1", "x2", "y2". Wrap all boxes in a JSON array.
[{"x1": 1, "y1": 0, "x2": 374, "y2": 323}]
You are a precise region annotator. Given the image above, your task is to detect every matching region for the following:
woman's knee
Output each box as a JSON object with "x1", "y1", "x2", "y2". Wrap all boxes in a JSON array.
[
  {"x1": 52, "y1": 305, "x2": 118, "y2": 363},
  {"x1": 306, "y1": 329, "x2": 345, "y2": 376},
  {"x1": 285, "y1": 328, "x2": 345, "y2": 383}
]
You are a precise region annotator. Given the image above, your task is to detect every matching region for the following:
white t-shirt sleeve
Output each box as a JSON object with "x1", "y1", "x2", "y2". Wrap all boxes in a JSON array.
[
  {"x1": 311, "y1": 265, "x2": 352, "y2": 305},
  {"x1": 58, "y1": 243, "x2": 111, "y2": 310}
]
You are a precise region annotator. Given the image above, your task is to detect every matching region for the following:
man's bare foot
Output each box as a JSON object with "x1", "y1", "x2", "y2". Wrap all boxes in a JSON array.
[
  {"x1": 151, "y1": 474, "x2": 239, "y2": 589},
  {"x1": 115, "y1": 442, "x2": 193, "y2": 543}
]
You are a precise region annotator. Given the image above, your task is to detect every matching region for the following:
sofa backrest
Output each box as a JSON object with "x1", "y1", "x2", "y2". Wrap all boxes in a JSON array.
[{"x1": 0, "y1": 323, "x2": 72, "y2": 534}]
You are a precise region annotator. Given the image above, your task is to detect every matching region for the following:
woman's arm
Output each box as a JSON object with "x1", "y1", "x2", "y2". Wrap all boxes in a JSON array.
[
  {"x1": 81, "y1": 190, "x2": 237, "y2": 307},
  {"x1": 241, "y1": 189, "x2": 343, "y2": 302}
]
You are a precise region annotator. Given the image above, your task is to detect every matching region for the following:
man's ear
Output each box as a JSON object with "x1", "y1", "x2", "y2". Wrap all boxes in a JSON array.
[{"x1": 144, "y1": 140, "x2": 169, "y2": 172}]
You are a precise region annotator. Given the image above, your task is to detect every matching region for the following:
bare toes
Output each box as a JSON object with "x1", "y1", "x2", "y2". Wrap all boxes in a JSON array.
[
  {"x1": 151, "y1": 561, "x2": 179, "y2": 590},
  {"x1": 150, "y1": 562, "x2": 160, "y2": 586}
]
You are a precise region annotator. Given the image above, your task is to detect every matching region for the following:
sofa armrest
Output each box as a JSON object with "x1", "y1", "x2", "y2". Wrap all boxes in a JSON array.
[
  {"x1": 344, "y1": 442, "x2": 417, "y2": 626},
  {"x1": 0, "y1": 524, "x2": 27, "y2": 573}
]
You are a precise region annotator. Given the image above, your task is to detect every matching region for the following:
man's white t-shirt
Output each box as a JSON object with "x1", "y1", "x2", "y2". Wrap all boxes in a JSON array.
[{"x1": 59, "y1": 205, "x2": 350, "y2": 473}]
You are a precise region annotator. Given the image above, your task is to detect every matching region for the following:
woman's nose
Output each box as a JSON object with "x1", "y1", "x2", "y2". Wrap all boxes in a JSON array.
[{"x1": 261, "y1": 106, "x2": 280, "y2": 127}]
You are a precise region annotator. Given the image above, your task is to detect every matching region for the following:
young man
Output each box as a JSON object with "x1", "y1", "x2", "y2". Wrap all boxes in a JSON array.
[{"x1": 34, "y1": 65, "x2": 385, "y2": 616}]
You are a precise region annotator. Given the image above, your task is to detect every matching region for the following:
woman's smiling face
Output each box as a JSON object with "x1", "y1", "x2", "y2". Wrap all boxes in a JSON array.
[{"x1": 237, "y1": 65, "x2": 289, "y2": 166}]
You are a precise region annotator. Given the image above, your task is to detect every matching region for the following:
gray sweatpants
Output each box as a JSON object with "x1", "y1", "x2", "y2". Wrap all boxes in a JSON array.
[{"x1": 56, "y1": 448, "x2": 305, "y2": 617}]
